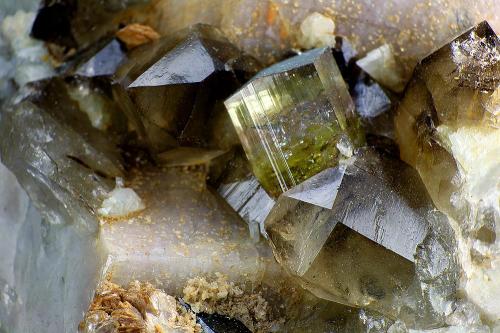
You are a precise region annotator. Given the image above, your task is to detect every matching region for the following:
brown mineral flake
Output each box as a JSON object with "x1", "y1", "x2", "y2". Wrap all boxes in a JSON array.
[
  {"x1": 80, "y1": 280, "x2": 201, "y2": 333},
  {"x1": 116, "y1": 23, "x2": 161, "y2": 49}
]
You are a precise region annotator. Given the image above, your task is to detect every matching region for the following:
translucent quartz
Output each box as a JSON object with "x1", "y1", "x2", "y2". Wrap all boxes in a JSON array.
[
  {"x1": 225, "y1": 47, "x2": 363, "y2": 197},
  {"x1": 395, "y1": 21, "x2": 500, "y2": 321},
  {"x1": 395, "y1": 21, "x2": 499, "y2": 227},
  {"x1": 218, "y1": 175, "x2": 275, "y2": 235},
  {"x1": 114, "y1": 24, "x2": 259, "y2": 152},
  {"x1": 0, "y1": 76, "x2": 378, "y2": 332},
  {"x1": 265, "y1": 148, "x2": 444, "y2": 319}
]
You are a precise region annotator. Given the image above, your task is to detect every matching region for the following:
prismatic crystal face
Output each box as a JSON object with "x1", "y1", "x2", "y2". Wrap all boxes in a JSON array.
[
  {"x1": 115, "y1": 24, "x2": 260, "y2": 152},
  {"x1": 225, "y1": 47, "x2": 364, "y2": 197},
  {"x1": 264, "y1": 148, "x2": 450, "y2": 318},
  {"x1": 395, "y1": 21, "x2": 500, "y2": 229},
  {"x1": 395, "y1": 21, "x2": 500, "y2": 321},
  {"x1": 2, "y1": 0, "x2": 500, "y2": 331}
]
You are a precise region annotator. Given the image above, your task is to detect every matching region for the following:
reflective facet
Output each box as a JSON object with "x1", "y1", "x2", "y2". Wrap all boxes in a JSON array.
[
  {"x1": 226, "y1": 47, "x2": 364, "y2": 197},
  {"x1": 265, "y1": 148, "x2": 438, "y2": 319},
  {"x1": 115, "y1": 24, "x2": 260, "y2": 152}
]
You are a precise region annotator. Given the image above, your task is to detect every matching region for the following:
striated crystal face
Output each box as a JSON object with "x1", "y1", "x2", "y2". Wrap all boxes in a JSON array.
[
  {"x1": 265, "y1": 147, "x2": 442, "y2": 318},
  {"x1": 395, "y1": 21, "x2": 500, "y2": 321},
  {"x1": 115, "y1": 24, "x2": 260, "y2": 152},
  {"x1": 225, "y1": 47, "x2": 364, "y2": 197},
  {"x1": 4, "y1": 1, "x2": 500, "y2": 330}
]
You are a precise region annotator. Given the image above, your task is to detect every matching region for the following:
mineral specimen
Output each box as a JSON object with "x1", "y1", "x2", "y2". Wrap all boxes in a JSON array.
[
  {"x1": 225, "y1": 47, "x2": 364, "y2": 197},
  {"x1": 0, "y1": 10, "x2": 54, "y2": 88},
  {"x1": 0, "y1": 71, "x2": 374, "y2": 333},
  {"x1": 264, "y1": 147, "x2": 454, "y2": 322},
  {"x1": 115, "y1": 23, "x2": 260, "y2": 152},
  {"x1": 3, "y1": 1, "x2": 500, "y2": 332},
  {"x1": 116, "y1": 23, "x2": 160, "y2": 49},
  {"x1": 395, "y1": 21, "x2": 500, "y2": 321}
]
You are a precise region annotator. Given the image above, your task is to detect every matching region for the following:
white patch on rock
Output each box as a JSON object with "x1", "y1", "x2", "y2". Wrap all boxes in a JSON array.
[
  {"x1": 98, "y1": 178, "x2": 145, "y2": 218},
  {"x1": 356, "y1": 44, "x2": 406, "y2": 92},
  {"x1": 0, "y1": 10, "x2": 54, "y2": 86},
  {"x1": 436, "y1": 125, "x2": 500, "y2": 322},
  {"x1": 299, "y1": 12, "x2": 336, "y2": 49}
]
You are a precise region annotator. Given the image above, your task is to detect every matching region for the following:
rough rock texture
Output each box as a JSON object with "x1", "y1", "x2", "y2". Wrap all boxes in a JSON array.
[{"x1": 80, "y1": 280, "x2": 201, "y2": 333}]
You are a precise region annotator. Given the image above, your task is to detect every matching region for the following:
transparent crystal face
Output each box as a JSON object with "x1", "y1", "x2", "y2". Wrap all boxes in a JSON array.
[
  {"x1": 264, "y1": 148, "x2": 441, "y2": 319},
  {"x1": 226, "y1": 47, "x2": 362, "y2": 197}
]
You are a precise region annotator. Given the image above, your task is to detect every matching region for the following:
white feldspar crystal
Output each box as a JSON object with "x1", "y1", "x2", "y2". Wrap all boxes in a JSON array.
[
  {"x1": 98, "y1": 180, "x2": 146, "y2": 218},
  {"x1": 356, "y1": 44, "x2": 406, "y2": 92},
  {"x1": 0, "y1": 10, "x2": 54, "y2": 86},
  {"x1": 67, "y1": 84, "x2": 113, "y2": 131},
  {"x1": 299, "y1": 12, "x2": 336, "y2": 49}
]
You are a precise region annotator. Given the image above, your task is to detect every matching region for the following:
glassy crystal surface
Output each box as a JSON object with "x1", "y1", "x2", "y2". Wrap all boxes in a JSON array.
[
  {"x1": 218, "y1": 175, "x2": 275, "y2": 240},
  {"x1": 115, "y1": 24, "x2": 259, "y2": 152},
  {"x1": 351, "y1": 70, "x2": 395, "y2": 142},
  {"x1": 226, "y1": 47, "x2": 364, "y2": 197},
  {"x1": 0, "y1": 73, "x2": 380, "y2": 332},
  {"x1": 264, "y1": 147, "x2": 447, "y2": 319},
  {"x1": 75, "y1": 39, "x2": 127, "y2": 77},
  {"x1": 395, "y1": 21, "x2": 500, "y2": 321}
]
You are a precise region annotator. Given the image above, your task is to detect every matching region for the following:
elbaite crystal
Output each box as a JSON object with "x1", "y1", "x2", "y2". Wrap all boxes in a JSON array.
[
  {"x1": 265, "y1": 147, "x2": 454, "y2": 319},
  {"x1": 115, "y1": 24, "x2": 260, "y2": 152},
  {"x1": 395, "y1": 21, "x2": 500, "y2": 230},
  {"x1": 225, "y1": 47, "x2": 364, "y2": 197}
]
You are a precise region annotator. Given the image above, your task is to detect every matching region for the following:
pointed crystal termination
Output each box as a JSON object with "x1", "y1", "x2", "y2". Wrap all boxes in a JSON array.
[
  {"x1": 395, "y1": 21, "x2": 500, "y2": 320},
  {"x1": 115, "y1": 24, "x2": 260, "y2": 152},
  {"x1": 30, "y1": 0, "x2": 151, "y2": 59},
  {"x1": 265, "y1": 147, "x2": 437, "y2": 318},
  {"x1": 395, "y1": 21, "x2": 500, "y2": 228},
  {"x1": 75, "y1": 39, "x2": 127, "y2": 78},
  {"x1": 225, "y1": 47, "x2": 364, "y2": 197}
]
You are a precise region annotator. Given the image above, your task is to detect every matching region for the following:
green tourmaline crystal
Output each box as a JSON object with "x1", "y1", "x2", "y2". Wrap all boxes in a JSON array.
[{"x1": 225, "y1": 47, "x2": 364, "y2": 197}]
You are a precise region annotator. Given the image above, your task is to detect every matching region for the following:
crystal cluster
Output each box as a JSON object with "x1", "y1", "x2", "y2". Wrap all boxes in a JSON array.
[
  {"x1": 395, "y1": 21, "x2": 500, "y2": 322},
  {"x1": 115, "y1": 23, "x2": 260, "y2": 152},
  {"x1": 1, "y1": 1, "x2": 500, "y2": 333},
  {"x1": 265, "y1": 148, "x2": 444, "y2": 319}
]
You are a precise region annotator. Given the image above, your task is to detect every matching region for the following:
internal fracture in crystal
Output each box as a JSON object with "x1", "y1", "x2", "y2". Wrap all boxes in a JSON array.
[{"x1": 225, "y1": 47, "x2": 364, "y2": 197}]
